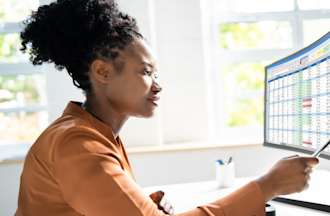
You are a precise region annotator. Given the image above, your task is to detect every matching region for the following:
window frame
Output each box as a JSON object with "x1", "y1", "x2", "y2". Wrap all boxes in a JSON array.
[
  {"x1": 0, "y1": 0, "x2": 49, "y2": 147},
  {"x1": 210, "y1": 0, "x2": 330, "y2": 144}
]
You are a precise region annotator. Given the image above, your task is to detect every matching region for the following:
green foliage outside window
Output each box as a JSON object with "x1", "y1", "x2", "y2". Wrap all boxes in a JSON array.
[
  {"x1": 219, "y1": 22, "x2": 291, "y2": 49},
  {"x1": 223, "y1": 62, "x2": 266, "y2": 127},
  {"x1": 0, "y1": 34, "x2": 24, "y2": 63},
  {"x1": 220, "y1": 23, "x2": 263, "y2": 49},
  {"x1": 227, "y1": 97, "x2": 264, "y2": 127},
  {"x1": 0, "y1": 0, "x2": 45, "y2": 144},
  {"x1": 0, "y1": 75, "x2": 41, "y2": 106},
  {"x1": 224, "y1": 63, "x2": 264, "y2": 91},
  {"x1": 218, "y1": 21, "x2": 281, "y2": 128}
]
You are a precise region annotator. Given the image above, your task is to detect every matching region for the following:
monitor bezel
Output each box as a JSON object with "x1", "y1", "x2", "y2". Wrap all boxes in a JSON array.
[{"x1": 263, "y1": 31, "x2": 330, "y2": 160}]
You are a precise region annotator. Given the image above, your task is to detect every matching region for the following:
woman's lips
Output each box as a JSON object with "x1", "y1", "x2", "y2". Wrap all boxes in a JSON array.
[
  {"x1": 149, "y1": 96, "x2": 160, "y2": 101},
  {"x1": 148, "y1": 96, "x2": 160, "y2": 106}
]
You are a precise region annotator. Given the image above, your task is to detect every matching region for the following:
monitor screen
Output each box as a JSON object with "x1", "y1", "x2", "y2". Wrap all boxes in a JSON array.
[{"x1": 264, "y1": 31, "x2": 330, "y2": 159}]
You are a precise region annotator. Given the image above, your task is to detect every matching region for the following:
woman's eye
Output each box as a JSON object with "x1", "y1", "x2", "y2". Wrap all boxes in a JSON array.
[
  {"x1": 144, "y1": 70, "x2": 152, "y2": 76},
  {"x1": 143, "y1": 70, "x2": 158, "y2": 79}
]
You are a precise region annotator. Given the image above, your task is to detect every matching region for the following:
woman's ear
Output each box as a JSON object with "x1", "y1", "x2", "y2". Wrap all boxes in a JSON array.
[{"x1": 89, "y1": 59, "x2": 115, "y2": 84}]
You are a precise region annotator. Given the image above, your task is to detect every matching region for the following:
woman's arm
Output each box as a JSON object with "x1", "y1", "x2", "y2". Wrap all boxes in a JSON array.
[{"x1": 53, "y1": 128, "x2": 265, "y2": 216}]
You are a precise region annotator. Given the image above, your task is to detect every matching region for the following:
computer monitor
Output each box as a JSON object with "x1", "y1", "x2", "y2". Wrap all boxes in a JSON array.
[{"x1": 264, "y1": 31, "x2": 330, "y2": 159}]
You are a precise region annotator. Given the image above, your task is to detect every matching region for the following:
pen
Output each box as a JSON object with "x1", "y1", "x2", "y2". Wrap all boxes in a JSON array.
[
  {"x1": 312, "y1": 139, "x2": 330, "y2": 157},
  {"x1": 216, "y1": 159, "x2": 224, "y2": 165},
  {"x1": 227, "y1": 156, "x2": 232, "y2": 164}
]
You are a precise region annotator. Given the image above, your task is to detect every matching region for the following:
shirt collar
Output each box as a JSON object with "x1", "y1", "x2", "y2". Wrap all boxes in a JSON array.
[{"x1": 62, "y1": 101, "x2": 120, "y2": 145}]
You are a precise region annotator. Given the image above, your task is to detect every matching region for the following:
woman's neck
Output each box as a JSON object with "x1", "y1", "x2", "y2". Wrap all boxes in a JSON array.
[{"x1": 82, "y1": 95, "x2": 128, "y2": 138}]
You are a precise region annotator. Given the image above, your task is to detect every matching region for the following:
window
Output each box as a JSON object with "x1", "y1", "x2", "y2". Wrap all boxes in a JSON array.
[
  {"x1": 0, "y1": 0, "x2": 48, "y2": 148},
  {"x1": 212, "y1": 0, "x2": 330, "y2": 143}
]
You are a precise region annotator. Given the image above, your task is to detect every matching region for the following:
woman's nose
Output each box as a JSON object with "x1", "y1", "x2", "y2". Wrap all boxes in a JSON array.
[{"x1": 152, "y1": 81, "x2": 162, "y2": 93}]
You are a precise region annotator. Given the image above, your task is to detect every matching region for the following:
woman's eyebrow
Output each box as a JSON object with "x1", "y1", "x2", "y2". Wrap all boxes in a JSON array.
[{"x1": 141, "y1": 61, "x2": 156, "y2": 69}]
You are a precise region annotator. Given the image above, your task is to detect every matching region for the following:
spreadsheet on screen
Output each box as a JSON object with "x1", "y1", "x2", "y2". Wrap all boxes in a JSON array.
[{"x1": 265, "y1": 32, "x2": 330, "y2": 158}]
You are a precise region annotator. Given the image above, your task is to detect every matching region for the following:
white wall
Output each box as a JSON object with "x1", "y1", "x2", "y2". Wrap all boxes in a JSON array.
[
  {"x1": 153, "y1": 0, "x2": 210, "y2": 143},
  {"x1": 0, "y1": 163, "x2": 22, "y2": 216},
  {"x1": 129, "y1": 145, "x2": 330, "y2": 187}
]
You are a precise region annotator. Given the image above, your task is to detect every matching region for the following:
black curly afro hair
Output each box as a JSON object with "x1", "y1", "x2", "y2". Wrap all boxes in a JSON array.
[{"x1": 20, "y1": 0, "x2": 143, "y2": 93}]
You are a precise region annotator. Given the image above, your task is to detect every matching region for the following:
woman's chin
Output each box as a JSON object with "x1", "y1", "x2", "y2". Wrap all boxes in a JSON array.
[
  {"x1": 142, "y1": 110, "x2": 155, "y2": 118},
  {"x1": 141, "y1": 102, "x2": 158, "y2": 118},
  {"x1": 132, "y1": 101, "x2": 159, "y2": 118},
  {"x1": 132, "y1": 108, "x2": 156, "y2": 118}
]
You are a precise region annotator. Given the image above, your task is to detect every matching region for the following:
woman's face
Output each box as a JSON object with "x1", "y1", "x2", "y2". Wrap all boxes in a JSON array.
[{"x1": 95, "y1": 38, "x2": 162, "y2": 118}]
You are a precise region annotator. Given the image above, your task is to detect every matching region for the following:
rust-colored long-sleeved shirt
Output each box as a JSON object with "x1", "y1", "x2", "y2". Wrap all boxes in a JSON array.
[{"x1": 15, "y1": 101, "x2": 265, "y2": 216}]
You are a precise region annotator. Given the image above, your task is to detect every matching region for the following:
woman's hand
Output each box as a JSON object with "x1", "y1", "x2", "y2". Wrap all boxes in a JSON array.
[
  {"x1": 149, "y1": 190, "x2": 174, "y2": 215},
  {"x1": 256, "y1": 155, "x2": 319, "y2": 202}
]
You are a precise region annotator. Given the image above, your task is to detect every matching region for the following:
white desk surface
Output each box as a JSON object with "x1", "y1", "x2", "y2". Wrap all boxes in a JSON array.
[{"x1": 143, "y1": 173, "x2": 329, "y2": 215}]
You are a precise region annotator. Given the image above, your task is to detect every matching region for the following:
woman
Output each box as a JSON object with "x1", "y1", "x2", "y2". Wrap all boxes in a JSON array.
[{"x1": 15, "y1": 0, "x2": 319, "y2": 215}]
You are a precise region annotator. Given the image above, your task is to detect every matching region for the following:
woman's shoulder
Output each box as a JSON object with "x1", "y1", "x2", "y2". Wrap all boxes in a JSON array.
[
  {"x1": 39, "y1": 113, "x2": 92, "y2": 142},
  {"x1": 30, "y1": 114, "x2": 108, "y2": 162}
]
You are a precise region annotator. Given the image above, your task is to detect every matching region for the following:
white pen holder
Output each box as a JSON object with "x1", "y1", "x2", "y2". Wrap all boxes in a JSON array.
[{"x1": 215, "y1": 161, "x2": 235, "y2": 188}]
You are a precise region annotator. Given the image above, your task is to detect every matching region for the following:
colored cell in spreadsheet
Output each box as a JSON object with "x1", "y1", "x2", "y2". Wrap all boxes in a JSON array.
[{"x1": 265, "y1": 32, "x2": 330, "y2": 158}]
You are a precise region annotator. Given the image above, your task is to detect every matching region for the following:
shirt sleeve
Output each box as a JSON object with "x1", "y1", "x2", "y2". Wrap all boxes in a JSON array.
[
  {"x1": 53, "y1": 128, "x2": 265, "y2": 216},
  {"x1": 197, "y1": 182, "x2": 266, "y2": 216}
]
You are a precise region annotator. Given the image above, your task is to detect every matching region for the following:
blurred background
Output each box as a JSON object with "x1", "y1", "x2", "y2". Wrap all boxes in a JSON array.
[{"x1": 0, "y1": 0, "x2": 330, "y2": 215}]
